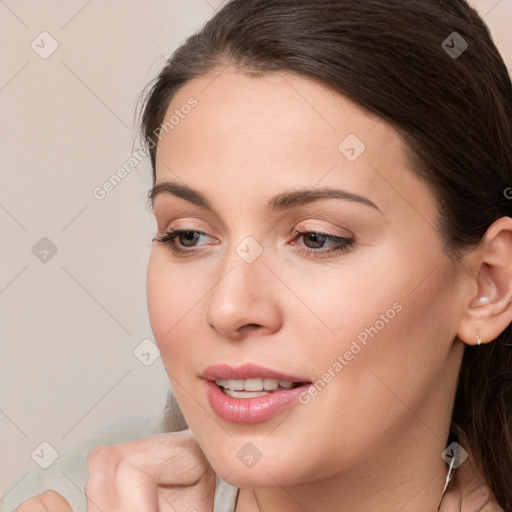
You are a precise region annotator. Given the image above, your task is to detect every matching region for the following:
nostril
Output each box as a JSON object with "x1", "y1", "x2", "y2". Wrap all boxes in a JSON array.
[{"x1": 239, "y1": 323, "x2": 264, "y2": 334}]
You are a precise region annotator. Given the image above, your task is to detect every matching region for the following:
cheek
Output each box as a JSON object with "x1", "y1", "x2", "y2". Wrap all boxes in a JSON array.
[
  {"x1": 146, "y1": 251, "x2": 204, "y2": 360},
  {"x1": 291, "y1": 240, "x2": 457, "y2": 403},
  {"x1": 275, "y1": 251, "x2": 412, "y2": 364},
  {"x1": 307, "y1": 247, "x2": 459, "y2": 427}
]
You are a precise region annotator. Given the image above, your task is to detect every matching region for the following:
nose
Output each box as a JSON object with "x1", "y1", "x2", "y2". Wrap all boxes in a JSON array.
[{"x1": 204, "y1": 249, "x2": 283, "y2": 340}]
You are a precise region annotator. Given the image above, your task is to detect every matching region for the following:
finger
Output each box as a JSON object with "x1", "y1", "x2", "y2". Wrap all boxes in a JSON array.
[
  {"x1": 115, "y1": 459, "x2": 159, "y2": 512},
  {"x1": 86, "y1": 446, "x2": 159, "y2": 512},
  {"x1": 15, "y1": 498, "x2": 47, "y2": 512},
  {"x1": 85, "y1": 446, "x2": 120, "y2": 512},
  {"x1": 85, "y1": 430, "x2": 215, "y2": 512},
  {"x1": 158, "y1": 477, "x2": 217, "y2": 512},
  {"x1": 111, "y1": 451, "x2": 214, "y2": 512},
  {"x1": 117, "y1": 430, "x2": 212, "y2": 486},
  {"x1": 16, "y1": 490, "x2": 72, "y2": 512},
  {"x1": 40, "y1": 491, "x2": 73, "y2": 512},
  {"x1": 111, "y1": 447, "x2": 215, "y2": 512}
]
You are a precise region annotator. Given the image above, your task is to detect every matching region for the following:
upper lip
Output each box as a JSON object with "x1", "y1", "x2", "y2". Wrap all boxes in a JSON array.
[{"x1": 201, "y1": 363, "x2": 310, "y2": 383}]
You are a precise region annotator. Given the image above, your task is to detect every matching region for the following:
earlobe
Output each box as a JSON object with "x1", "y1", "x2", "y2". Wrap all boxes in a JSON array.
[{"x1": 457, "y1": 217, "x2": 512, "y2": 347}]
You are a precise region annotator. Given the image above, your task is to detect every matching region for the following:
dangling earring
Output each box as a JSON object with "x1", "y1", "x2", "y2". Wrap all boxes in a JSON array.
[{"x1": 476, "y1": 334, "x2": 482, "y2": 346}]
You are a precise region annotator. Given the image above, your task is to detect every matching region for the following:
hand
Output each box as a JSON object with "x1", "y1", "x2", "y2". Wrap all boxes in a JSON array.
[
  {"x1": 15, "y1": 429, "x2": 216, "y2": 512},
  {"x1": 85, "y1": 429, "x2": 216, "y2": 512}
]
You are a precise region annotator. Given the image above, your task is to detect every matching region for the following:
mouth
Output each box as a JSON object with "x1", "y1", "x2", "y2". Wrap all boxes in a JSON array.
[
  {"x1": 202, "y1": 363, "x2": 312, "y2": 424},
  {"x1": 214, "y1": 378, "x2": 303, "y2": 398}
]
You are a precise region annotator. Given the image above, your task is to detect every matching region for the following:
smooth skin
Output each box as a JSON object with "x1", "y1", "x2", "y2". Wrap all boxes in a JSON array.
[
  {"x1": 146, "y1": 68, "x2": 512, "y2": 512},
  {"x1": 15, "y1": 69, "x2": 511, "y2": 511}
]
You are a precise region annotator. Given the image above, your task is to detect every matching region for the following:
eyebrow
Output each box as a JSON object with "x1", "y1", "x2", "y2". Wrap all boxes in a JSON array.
[{"x1": 148, "y1": 181, "x2": 381, "y2": 213}]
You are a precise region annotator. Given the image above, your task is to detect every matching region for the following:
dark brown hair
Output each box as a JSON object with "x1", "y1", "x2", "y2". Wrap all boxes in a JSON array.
[{"x1": 139, "y1": 0, "x2": 512, "y2": 508}]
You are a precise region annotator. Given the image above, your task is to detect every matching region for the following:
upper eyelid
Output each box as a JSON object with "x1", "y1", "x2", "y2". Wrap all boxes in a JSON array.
[
  {"x1": 152, "y1": 201, "x2": 231, "y2": 235},
  {"x1": 156, "y1": 214, "x2": 353, "y2": 234},
  {"x1": 155, "y1": 218, "x2": 215, "y2": 235}
]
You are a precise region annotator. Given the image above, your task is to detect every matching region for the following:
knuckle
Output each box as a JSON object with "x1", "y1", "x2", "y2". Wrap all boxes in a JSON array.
[
  {"x1": 87, "y1": 444, "x2": 120, "y2": 470},
  {"x1": 85, "y1": 445, "x2": 122, "y2": 499}
]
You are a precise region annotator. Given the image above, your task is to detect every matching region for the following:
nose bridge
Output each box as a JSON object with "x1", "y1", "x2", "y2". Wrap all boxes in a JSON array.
[
  {"x1": 204, "y1": 234, "x2": 282, "y2": 337},
  {"x1": 210, "y1": 236, "x2": 268, "y2": 307}
]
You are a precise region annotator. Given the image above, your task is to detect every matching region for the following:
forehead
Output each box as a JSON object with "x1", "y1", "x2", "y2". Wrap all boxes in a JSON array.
[
  {"x1": 154, "y1": 68, "x2": 437, "y2": 223},
  {"x1": 157, "y1": 68, "x2": 389, "y2": 161}
]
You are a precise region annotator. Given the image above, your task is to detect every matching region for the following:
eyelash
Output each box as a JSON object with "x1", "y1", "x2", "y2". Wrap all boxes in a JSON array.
[{"x1": 153, "y1": 228, "x2": 354, "y2": 258}]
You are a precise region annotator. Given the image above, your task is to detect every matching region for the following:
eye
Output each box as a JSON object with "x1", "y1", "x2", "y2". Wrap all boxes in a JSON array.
[
  {"x1": 291, "y1": 230, "x2": 354, "y2": 257},
  {"x1": 153, "y1": 228, "x2": 355, "y2": 258},
  {"x1": 152, "y1": 228, "x2": 213, "y2": 255}
]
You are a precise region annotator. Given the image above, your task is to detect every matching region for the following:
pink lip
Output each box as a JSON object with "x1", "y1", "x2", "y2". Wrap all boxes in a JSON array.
[
  {"x1": 201, "y1": 363, "x2": 311, "y2": 425},
  {"x1": 201, "y1": 363, "x2": 309, "y2": 383}
]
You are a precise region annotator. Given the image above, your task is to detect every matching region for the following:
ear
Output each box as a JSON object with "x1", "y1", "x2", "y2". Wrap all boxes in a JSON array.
[{"x1": 457, "y1": 216, "x2": 512, "y2": 346}]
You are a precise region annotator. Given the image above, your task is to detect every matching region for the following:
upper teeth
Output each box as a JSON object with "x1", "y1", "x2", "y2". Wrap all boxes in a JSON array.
[{"x1": 214, "y1": 378, "x2": 295, "y2": 391}]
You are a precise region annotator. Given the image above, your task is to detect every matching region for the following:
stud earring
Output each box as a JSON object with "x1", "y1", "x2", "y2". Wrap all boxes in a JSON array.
[
  {"x1": 474, "y1": 297, "x2": 490, "y2": 306},
  {"x1": 477, "y1": 334, "x2": 482, "y2": 346}
]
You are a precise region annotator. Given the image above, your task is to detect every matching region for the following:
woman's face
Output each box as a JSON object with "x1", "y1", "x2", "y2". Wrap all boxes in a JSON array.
[{"x1": 147, "y1": 68, "x2": 465, "y2": 489}]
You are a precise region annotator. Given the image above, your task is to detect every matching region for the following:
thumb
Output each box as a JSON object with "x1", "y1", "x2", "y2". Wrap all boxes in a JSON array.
[{"x1": 15, "y1": 490, "x2": 73, "y2": 512}]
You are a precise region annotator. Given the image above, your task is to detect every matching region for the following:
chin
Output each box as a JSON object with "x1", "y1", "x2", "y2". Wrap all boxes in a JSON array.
[
  {"x1": 197, "y1": 440, "x2": 306, "y2": 488},
  {"x1": 214, "y1": 461, "x2": 296, "y2": 488}
]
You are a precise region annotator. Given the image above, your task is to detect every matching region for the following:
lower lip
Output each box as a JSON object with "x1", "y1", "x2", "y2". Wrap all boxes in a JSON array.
[{"x1": 204, "y1": 380, "x2": 310, "y2": 424}]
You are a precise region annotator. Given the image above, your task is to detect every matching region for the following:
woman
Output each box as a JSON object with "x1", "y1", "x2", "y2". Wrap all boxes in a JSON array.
[{"x1": 17, "y1": 0, "x2": 512, "y2": 510}]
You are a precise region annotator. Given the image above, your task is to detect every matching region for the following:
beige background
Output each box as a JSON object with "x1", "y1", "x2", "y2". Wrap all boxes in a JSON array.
[{"x1": 0, "y1": 0, "x2": 511, "y2": 496}]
